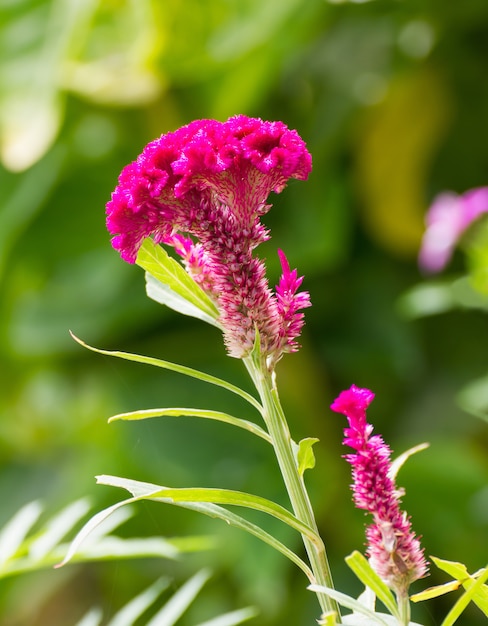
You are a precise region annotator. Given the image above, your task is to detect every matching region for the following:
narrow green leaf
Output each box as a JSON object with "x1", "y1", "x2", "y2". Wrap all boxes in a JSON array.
[
  {"x1": 345, "y1": 551, "x2": 399, "y2": 618},
  {"x1": 136, "y1": 239, "x2": 219, "y2": 322},
  {"x1": 146, "y1": 273, "x2": 221, "y2": 328},
  {"x1": 196, "y1": 606, "x2": 258, "y2": 626},
  {"x1": 468, "y1": 574, "x2": 488, "y2": 615},
  {"x1": 308, "y1": 585, "x2": 390, "y2": 626},
  {"x1": 431, "y1": 556, "x2": 469, "y2": 581},
  {"x1": 389, "y1": 443, "x2": 430, "y2": 481},
  {"x1": 441, "y1": 567, "x2": 488, "y2": 625},
  {"x1": 55, "y1": 498, "x2": 148, "y2": 568},
  {"x1": 146, "y1": 569, "x2": 211, "y2": 626},
  {"x1": 95, "y1": 475, "x2": 314, "y2": 581},
  {"x1": 0, "y1": 500, "x2": 43, "y2": 568},
  {"x1": 118, "y1": 484, "x2": 321, "y2": 547},
  {"x1": 77, "y1": 506, "x2": 134, "y2": 546},
  {"x1": 29, "y1": 498, "x2": 91, "y2": 561},
  {"x1": 70, "y1": 333, "x2": 263, "y2": 414},
  {"x1": 297, "y1": 438, "x2": 319, "y2": 476},
  {"x1": 107, "y1": 577, "x2": 171, "y2": 626},
  {"x1": 411, "y1": 581, "x2": 462, "y2": 603},
  {"x1": 108, "y1": 407, "x2": 271, "y2": 443},
  {"x1": 76, "y1": 536, "x2": 181, "y2": 561}
]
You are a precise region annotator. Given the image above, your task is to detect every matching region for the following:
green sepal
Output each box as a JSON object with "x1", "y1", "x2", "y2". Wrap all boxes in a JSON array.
[
  {"x1": 296, "y1": 437, "x2": 319, "y2": 476},
  {"x1": 136, "y1": 238, "x2": 220, "y2": 325}
]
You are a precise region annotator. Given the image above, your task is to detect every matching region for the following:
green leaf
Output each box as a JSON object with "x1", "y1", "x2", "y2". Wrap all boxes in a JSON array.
[
  {"x1": 107, "y1": 577, "x2": 171, "y2": 626},
  {"x1": 28, "y1": 498, "x2": 91, "y2": 561},
  {"x1": 146, "y1": 569, "x2": 211, "y2": 626},
  {"x1": 431, "y1": 557, "x2": 488, "y2": 618},
  {"x1": 77, "y1": 571, "x2": 256, "y2": 626},
  {"x1": 0, "y1": 499, "x2": 204, "y2": 580},
  {"x1": 70, "y1": 332, "x2": 263, "y2": 414},
  {"x1": 345, "y1": 551, "x2": 399, "y2": 618},
  {"x1": 136, "y1": 239, "x2": 219, "y2": 324},
  {"x1": 94, "y1": 475, "x2": 314, "y2": 581},
  {"x1": 307, "y1": 585, "x2": 390, "y2": 626},
  {"x1": 411, "y1": 580, "x2": 463, "y2": 603},
  {"x1": 0, "y1": 500, "x2": 43, "y2": 568},
  {"x1": 389, "y1": 443, "x2": 429, "y2": 481},
  {"x1": 146, "y1": 273, "x2": 221, "y2": 328},
  {"x1": 108, "y1": 407, "x2": 271, "y2": 443},
  {"x1": 196, "y1": 606, "x2": 258, "y2": 626},
  {"x1": 431, "y1": 556, "x2": 469, "y2": 580},
  {"x1": 95, "y1": 480, "x2": 321, "y2": 547},
  {"x1": 440, "y1": 567, "x2": 488, "y2": 625},
  {"x1": 414, "y1": 557, "x2": 488, "y2": 618},
  {"x1": 76, "y1": 536, "x2": 186, "y2": 562},
  {"x1": 297, "y1": 437, "x2": 319, "y2": 476}
]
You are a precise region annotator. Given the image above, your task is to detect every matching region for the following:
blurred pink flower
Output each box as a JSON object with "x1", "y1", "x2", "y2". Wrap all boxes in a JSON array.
[
  {"x1": 419, "y1": 186, "x2": 488, "y2": 273},
  {"x1": 106, "y1": 115, "x2": 312, "y2": 361},
  {"x1": 331, "y1": 385, "x2": 428, "y2": 594}
]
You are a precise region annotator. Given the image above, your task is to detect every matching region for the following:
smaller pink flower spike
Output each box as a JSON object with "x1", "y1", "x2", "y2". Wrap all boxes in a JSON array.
[
  {"x1": 419, "y1": 186, "x2": 488, "y2": 273},
  {"x1": 331, "y1": 385, "x2": 428, "y2": 595}
]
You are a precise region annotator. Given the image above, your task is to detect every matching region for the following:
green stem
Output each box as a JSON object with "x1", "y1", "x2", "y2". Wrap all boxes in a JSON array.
[
  {"x1": 396, "y1": 590, "x2": 411, "y2": 626},
  {"x1": 244, "y1": 356, "x2": 340, "y2": 620}
]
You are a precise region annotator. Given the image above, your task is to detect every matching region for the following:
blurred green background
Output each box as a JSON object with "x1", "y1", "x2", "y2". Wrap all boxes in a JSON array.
[{"x1": 1, "y1": 0, "x2": 487, "y2": 624}]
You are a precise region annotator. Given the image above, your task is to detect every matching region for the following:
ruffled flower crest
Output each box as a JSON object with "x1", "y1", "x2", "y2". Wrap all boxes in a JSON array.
[{"x1": 106, "y1": 115, "x2": 312, "y2": 361}]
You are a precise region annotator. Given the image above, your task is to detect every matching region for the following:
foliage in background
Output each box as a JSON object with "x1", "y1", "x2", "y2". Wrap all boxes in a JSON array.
[{"x1": 1, "y1": 0, "x2": 488, "y2": 624}]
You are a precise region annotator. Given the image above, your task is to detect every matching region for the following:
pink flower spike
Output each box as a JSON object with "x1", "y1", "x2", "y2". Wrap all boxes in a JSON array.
[
  {"x1": 331, "y1": 385, "x2": 428, "y2": 594},
  {"x1": 419, "y1": 186, "x2": 488, "y2": 273},
  {"x1": 106, "y1": 115, "x2": 312, "y2": 362}
]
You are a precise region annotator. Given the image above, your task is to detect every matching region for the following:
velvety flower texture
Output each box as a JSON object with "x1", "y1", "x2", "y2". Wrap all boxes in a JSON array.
[
  {"x1": 106, "y1": 115, "x2": 312, "y2": 360},
  {"x1": 419, "y1": 186, "x2": 488, "y2": 273},
  {"x1": 331, "y1": 385, "x2": 428, "y2": 594}
]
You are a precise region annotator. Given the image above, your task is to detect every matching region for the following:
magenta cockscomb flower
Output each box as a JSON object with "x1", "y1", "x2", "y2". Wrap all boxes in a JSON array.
[
  {"x1": 419, "y1": 186, "x2": 488, "y2": 273},
  {"x1": 106, "y1": 115, "x2": 312, "y2": 361},
  {"x1": 331, "y1": 385, "x2": 428, "y2": 594}
]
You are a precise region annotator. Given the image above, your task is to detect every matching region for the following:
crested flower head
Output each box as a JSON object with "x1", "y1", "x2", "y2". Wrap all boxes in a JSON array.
[
  {"x1": 106, "y1": 115, "x2": 312, "y2": 361},
  {"x1": 419, "y1": 186, "x2": 488, "y2": 273},
  {"x1": 331, "y1": 385, "x2": 428, "y2": 594}
]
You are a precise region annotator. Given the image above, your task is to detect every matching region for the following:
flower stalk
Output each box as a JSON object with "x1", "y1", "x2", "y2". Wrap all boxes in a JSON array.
[{"x1": 244, "y1": 352, "x2": 339, "y2": 619}]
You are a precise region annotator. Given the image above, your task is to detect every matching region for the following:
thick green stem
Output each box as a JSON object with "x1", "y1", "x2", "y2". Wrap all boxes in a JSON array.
[
  {"x1": 396, "y1": 590, "x2": 411, "y2": 626},
  {"x1": 244, "y1": 357, "x2": 340, "y2": 620}
]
